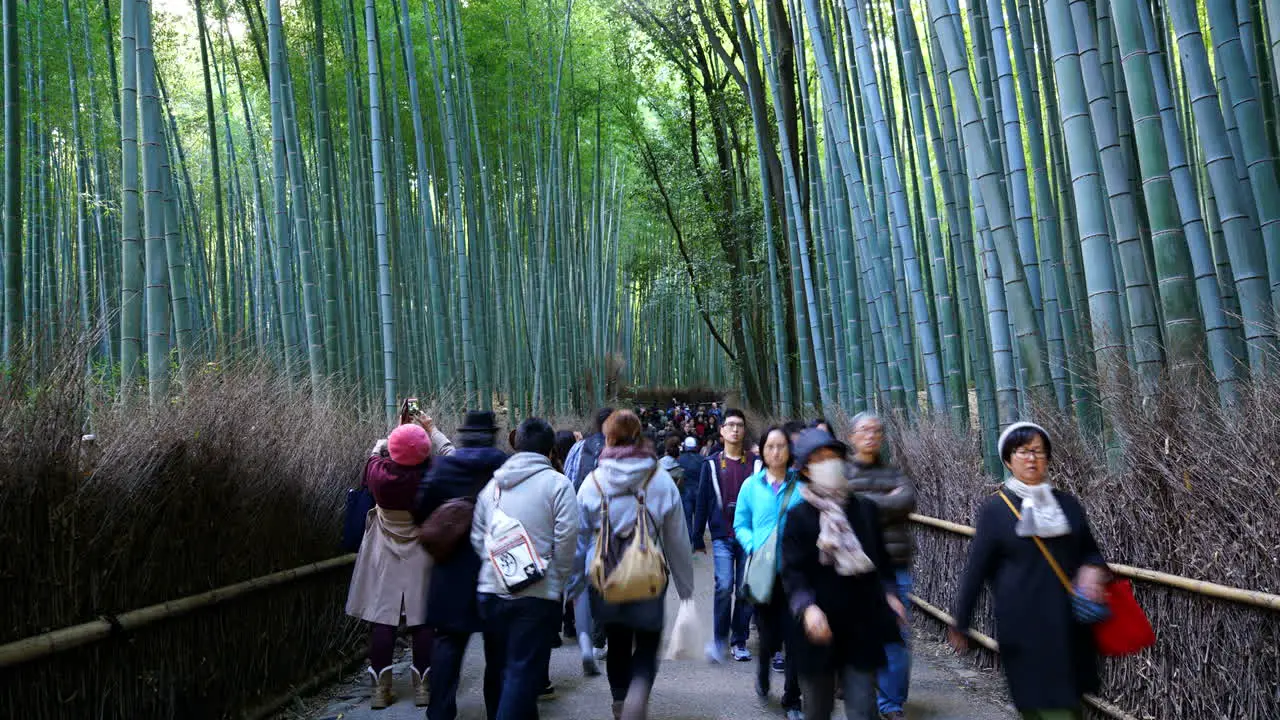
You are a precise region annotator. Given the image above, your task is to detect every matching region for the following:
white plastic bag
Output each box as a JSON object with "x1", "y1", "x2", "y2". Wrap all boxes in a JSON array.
[{"x1": 664, "y1": 599, "x2": 701, "y2": 660}]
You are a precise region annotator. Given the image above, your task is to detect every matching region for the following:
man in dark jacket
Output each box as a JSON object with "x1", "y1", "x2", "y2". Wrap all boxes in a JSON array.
[
  {"x1": 414, "y1": 411, "x2": 507, "y2": 720},
  {"x1": 692, "y1": 408, "x2": 761, "y2": 663},
  {"x1": 846, "y1": 412, "x2": 917, "y2": 720},
  {"x1": 676, "y1": 436, "x2": 704, "y2": 532}
]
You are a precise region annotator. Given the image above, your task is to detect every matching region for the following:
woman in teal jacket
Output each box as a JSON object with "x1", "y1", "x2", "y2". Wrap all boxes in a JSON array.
[{"x1": 734, "y1": 425, "x2": 804, "y2": 720}]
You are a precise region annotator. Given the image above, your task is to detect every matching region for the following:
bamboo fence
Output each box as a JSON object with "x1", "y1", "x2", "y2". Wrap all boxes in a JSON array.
[
  {"x1": 909, "y1": 513, "x2": 1280, "y2": 612},
  {"x1": 0, "y1": 554, "x2": 357, "y2": 670},
  {"x1": 908, "y1": 593, "x2": 1141, "y2": 720}
]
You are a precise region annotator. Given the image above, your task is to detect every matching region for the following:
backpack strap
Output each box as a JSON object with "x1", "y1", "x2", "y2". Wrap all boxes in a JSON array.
[
  {"x1": 997, "y1": 490, "x2": 1073, "y2": 594},
  {"x1": 707, "y1": 456, "x2": 723, "y2": 508},
  {"x1": 591, "y1": 471, "x2": 612, "y2": 557}
]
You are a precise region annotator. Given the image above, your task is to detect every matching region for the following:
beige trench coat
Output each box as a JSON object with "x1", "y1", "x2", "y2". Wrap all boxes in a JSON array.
[{"x1": 345, "y1": 507, "x2": 433, "y2": 626}]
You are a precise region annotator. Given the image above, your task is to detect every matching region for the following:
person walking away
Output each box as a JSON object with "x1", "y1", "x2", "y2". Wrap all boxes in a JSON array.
[
  {"x1": 845, "y1": 412, "x2": 916, "y2": 720},
  {"x1": 576, "y1": 410, "x2": 695, "y2": 720},
  {"x1": 565, "y1": 407, "x2": 615, "y2": 673},
  {"x1": 552, "y1": 430, "x2": 582, "y2": 642},
  {"x1": 734, "y1": 426, "x2": 804, "y2": 719},
  {"x1": 948, "y1": 422, "x2": 1109, "y2": 720},
  {"x1": 691, "y1": 408, "x2": 761, "y2": 663},
  {"x1": 471, "y1": 418, "x2": 578, "y2": 720},
  {"x1": 659, "y1": 435, "x2": 686, "y2": 490},
  {"x1": 676, "y1": 436, "x2": 703, "y2": 532},
  {"x1": 346, "y1": 422, "x2": 438, "y2": 709},
  {"x1": 781, "y1": 429, "x2": 907, "y2": 720},
  {"x1": 414, "y1": 412, "x2": 508, "y2": 719},
  {"x1": 565, "y1": 407, "x2": 613, "y2": 489}
]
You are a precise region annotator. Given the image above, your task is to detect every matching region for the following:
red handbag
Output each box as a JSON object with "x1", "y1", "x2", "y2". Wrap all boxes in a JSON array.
[
  {"x1": 1092, "y1": 579, "x2": 1155, "y2": 656},
  {"x1": 998, "y1": 492, "x2": 1155, "y2": 657}
]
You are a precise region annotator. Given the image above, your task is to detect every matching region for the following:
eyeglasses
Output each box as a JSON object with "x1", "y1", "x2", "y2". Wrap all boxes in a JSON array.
[
  {"x1": 722, "y1": 422, "x2": 745, "y2": 429},
  {"x1": 1013, "y1": 449, "x2": 1048, "y2": 460}
]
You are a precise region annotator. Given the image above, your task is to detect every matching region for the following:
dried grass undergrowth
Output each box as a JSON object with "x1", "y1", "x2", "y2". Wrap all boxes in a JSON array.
[
  {"x1": 893, "y1": 376, "x2": 1280, "y2": 719},
  {"x1": 0, "y1": 351, "x2": 384, "y2": 719}
]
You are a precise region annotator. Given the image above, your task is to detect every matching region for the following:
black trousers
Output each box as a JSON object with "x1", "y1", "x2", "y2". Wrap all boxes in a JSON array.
[
  {"x1": 427, "y1": 631, "x2": 471, "y2": 720},
  {"x1": 755, "y1": 579, "x2": 801, "y2": 709},
  {"x1": 603, "y1": 624, "x2": 662, "y2": 703}
]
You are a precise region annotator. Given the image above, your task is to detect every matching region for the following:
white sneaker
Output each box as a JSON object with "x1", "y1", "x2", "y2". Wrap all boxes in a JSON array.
[{"x1": 594, "y1": 645, "x2": 608, "y2": 661}]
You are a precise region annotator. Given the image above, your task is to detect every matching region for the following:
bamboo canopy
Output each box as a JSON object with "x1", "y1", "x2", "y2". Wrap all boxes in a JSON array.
[{"x1": 909, "y1": 513, "x2": 1280, "y2": 611}]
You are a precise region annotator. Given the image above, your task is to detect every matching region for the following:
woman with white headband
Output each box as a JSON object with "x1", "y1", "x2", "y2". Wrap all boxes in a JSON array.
[{"x1": 948, "y1": 422, "x2": 1110, "y2": 720}]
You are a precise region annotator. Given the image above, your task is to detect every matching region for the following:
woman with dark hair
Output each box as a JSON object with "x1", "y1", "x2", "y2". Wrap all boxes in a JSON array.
[
  {"x1": 780, "y1": 429, "x2": 906, "y2": 720},
  {"x1": 949, "y1": 422, "x2": 1109, "y2": 720},
  {"x1": 551, "y1": 430, "x2": 578, "y2": 474},
  {"x1": 734, "y1": 426, "x2": 804, "y2": 719},
  {"x1": 575, "y1": 410, "x2": 695, "y2": 719}
]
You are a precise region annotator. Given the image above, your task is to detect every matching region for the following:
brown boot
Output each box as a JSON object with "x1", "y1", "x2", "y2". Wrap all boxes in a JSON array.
[
  {"x1": 411, "y1": 667, "x2": 429, "y2": 707},
  {"x1": 370, "y1": 667, "x2": 395, "y2": 710}
]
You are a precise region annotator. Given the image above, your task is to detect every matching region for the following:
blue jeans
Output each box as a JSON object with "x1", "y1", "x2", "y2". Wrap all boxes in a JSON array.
[
  {"x1": 877, "y1": 567, "x2": 913, "y2": 714},
  {"x1": 477, "y1": 594, "x2": 559, "y2": 720},
  {"x1": 713, "y1": 538, "x2": 752, "y2": 647}
]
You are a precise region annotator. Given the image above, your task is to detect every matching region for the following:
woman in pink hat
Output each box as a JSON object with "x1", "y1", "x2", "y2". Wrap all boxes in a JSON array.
[{"x1": 346, "y1": 419, "x2": 444, "y2": 709}]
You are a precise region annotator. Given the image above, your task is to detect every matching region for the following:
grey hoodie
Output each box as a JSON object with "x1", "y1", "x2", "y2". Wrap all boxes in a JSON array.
[
  {"x1": 471, "y1": 452, "x2": 577, "y2": 601},
  {"x1": 575, "y1": 456, "x2": 695, "y2": 604}
]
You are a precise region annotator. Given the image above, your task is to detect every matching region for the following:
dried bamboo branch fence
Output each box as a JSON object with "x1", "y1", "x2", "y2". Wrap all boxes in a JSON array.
[
  {"x1": 908, "y1": 513, "x2": 1280, "y2": 611},
  {"x1": 893, "y1": 399, "x2": 1280, "y2": 720},
  {"x1": 0, "y1": 555, "x2": 357, "y2": 669},
  {"x1": 907, "y1": 594, "x2": 1141, "y2": 720}
]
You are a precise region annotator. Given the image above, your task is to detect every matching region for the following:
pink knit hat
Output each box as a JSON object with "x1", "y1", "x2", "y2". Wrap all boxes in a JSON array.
[{"x1": 387, "y1": 424, "x2": 432, "y2": 466}]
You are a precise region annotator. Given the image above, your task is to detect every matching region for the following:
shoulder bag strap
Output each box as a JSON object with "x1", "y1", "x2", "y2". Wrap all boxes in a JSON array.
[
  {"x1": 997, "y1": 491, "x2": 1073, "y2": 594},
  {"x1": 776, "y1": 481, "x2": 796, "y2": 525},
  {"x1": 636, "y1": 466, "x2": 659, "y2": 547}
]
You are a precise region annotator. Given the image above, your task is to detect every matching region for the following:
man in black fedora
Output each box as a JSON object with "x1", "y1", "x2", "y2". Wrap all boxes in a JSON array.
[{"x1": 413, "y1": 411, "x2": 508, "y2": 720}]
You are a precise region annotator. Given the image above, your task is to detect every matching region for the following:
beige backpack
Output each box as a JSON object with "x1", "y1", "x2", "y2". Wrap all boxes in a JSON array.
[{"x1": 588, "y1": 468, "x2": 668, "y2": 603}]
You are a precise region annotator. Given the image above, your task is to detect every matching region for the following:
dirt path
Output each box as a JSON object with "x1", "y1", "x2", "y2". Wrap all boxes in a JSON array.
[{"x1": 280, "y1": 554, "x2": 1015, "y2": 720}]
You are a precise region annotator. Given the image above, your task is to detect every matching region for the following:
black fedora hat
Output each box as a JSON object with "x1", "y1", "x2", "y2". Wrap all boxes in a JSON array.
[{"x1": 458, "y1": 411, "x2": 499, "y2": 433}]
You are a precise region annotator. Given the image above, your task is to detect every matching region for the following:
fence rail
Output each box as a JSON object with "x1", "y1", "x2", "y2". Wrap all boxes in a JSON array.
[
  {"x1": 909, "y1": 513, "x2": 1280, "y2": 611},
  {"x1": 0, "y1": 554, "x2": 357, "y2": 669},
  {"x1": 907, "y1": 593, "x2": 1140, "y2": 720}
]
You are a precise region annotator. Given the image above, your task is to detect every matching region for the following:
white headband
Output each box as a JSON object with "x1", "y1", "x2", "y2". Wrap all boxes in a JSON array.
[{"x1": 997, "y1": 421, "x2": 1050, "y2": 457}]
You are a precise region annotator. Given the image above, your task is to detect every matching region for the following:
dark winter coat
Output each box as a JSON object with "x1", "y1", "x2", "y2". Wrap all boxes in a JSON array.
[
  {"x1": 413, "y1": 445, "x2": 508, "y2": 633},
  {"x1": 953, "y1": 489, "x2": 1105, "y2": 711},
  {"x1": 780, "y1": 491, "x2": 901, "y2": 675},
  {"x1": 847, "y1": 459, "x2": 916, "y2": 567},
  {"x1": 691, "y1": 452, "x2": 761, "y2": 550},
  {"x1": 571, "y1": 433, "x2": 606, "y2": 490},
  {"x1": 676, "y1": 450, "x2": 704, "y2": 501}
]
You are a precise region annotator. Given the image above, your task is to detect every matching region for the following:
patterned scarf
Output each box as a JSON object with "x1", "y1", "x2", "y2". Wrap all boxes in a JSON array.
[{"x1": 799, "y1": 482, "x2": 876, "y2": 576}]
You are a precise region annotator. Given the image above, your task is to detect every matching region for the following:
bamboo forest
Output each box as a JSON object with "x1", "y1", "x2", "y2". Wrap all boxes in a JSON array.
[{"x1": 3, "y1": 0, "x2": 1280, "y2": 446}]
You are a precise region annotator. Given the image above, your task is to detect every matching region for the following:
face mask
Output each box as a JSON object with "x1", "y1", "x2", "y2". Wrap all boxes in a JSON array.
[{"x1": 808, "y1": 458, "x2": 845, "y2": 491}]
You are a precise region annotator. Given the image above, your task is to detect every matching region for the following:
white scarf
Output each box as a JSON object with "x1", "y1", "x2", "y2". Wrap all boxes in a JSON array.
[{"x1": 1003, "y1": 477, "x2": 1071, "y2": 538}]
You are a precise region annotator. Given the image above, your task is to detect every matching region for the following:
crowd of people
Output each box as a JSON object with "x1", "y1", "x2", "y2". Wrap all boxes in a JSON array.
[{"x1": 345, "y1": 403, "x2": 1111, "y2": 720}]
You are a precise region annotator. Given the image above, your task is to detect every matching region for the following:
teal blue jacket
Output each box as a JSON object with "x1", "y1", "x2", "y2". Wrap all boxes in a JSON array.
[{"x1": 733, "y1": 468, "x2": 803, "y2": 558}]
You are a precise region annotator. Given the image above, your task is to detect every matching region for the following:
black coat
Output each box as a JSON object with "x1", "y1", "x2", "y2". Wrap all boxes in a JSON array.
[
  {"x1": 780, "y1": 492, "x2": 900, "y2": 675},
  {"x1": 953, "y1": 489, "x2": 1105, "y2": 711},
  {"x1": 414, "y1": 446, "x2": 508, "y2": 633},
  {"x1": 847, "y1": 460, "x2": 917, "y2": 567},
  {"x1": 676, "y1": 451, "x2": 704, "y2": 498}
]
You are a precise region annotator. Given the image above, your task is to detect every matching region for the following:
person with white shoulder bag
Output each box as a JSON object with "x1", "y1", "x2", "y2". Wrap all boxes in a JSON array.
[{"x1": 470, "y1": 418, "x2": 577, "y2": 720}]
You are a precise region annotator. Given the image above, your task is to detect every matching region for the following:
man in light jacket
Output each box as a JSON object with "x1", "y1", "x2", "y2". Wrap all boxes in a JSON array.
[{"x1": 471, "y1": 418, "x2": 577, "y2": 720}]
